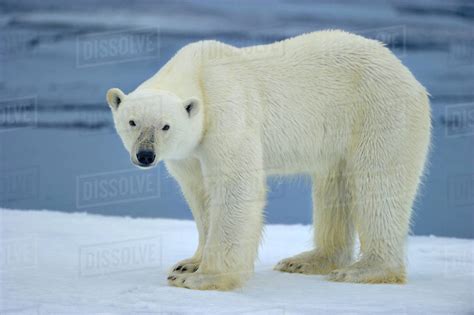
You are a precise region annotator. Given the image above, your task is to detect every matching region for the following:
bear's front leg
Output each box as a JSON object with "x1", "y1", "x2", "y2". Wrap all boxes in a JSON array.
[
  {"x1": 168, "y1": 138, "x2": 265, "y2": 290},
  {"x1": 165, "y1": 159, "x2": 208, "y2": 276}
]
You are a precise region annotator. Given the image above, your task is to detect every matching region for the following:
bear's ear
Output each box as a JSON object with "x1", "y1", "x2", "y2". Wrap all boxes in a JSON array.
[
  {"x1": 106, "y1": 88, "x2": 126, "y2": 111},
  {"x1": 183, "y1": 97, "x2": 200, "y2": 118}
]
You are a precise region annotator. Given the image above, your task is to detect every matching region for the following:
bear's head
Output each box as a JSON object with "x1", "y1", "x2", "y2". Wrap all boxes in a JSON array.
[{"x1": 106, "y1": 87, "x2": 203, "y2": 168}]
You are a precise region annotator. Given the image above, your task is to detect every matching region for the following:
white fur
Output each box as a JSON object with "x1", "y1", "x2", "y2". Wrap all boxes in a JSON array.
[{"x1": 107, "y1": 30, "x2": 431, "y2": 290}]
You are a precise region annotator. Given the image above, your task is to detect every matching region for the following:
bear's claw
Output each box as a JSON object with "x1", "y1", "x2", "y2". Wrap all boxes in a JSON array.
[{"x1": 170, "y1": 257, "x2": 201, "y2": 275}]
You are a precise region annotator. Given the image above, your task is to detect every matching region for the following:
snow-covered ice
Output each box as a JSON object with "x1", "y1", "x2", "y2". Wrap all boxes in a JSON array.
[{"x1": 0, "y1": 209, "x2": 473, "y2": 314}]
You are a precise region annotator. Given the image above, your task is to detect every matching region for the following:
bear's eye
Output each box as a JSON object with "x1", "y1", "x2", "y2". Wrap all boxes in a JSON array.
[
  {"x1": 162, "y1": 124, "x2": 170, "y2": 131},
  {"x1": 129, "y1": 120, "x2": 136, "y2": 127}
]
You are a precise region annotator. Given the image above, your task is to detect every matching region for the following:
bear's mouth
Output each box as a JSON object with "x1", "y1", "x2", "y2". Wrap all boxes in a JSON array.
[
  {"x1": 135, "y1": 162, "x2": 157, "y2": 169},
  {"x1": 132, "y1": 159, "x2": 158, "y2": 169}
]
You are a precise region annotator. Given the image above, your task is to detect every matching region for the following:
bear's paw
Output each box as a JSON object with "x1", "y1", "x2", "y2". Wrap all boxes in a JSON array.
[
  {"x1": 167, "y1": 271, "x2": 242, "y2": 291},
  {"x1": 327, "y1": 261, "x2": 406, "y2": 284},
  {"x1": 274, "y1": 250, "x2": 345, "y2": 275}
]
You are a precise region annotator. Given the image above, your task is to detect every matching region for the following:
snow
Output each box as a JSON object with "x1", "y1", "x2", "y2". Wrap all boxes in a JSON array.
[
  {"x1": 1, "y1": 0, "x2": 474, "y2": 238},
  {"x1": 1, "y1": 209, "x2": 473, "y2": 314}
]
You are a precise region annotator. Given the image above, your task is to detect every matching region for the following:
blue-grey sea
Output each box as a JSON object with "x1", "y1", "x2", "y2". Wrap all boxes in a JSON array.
[{"x1": 0, "y1": 0, "x2": 473, "y2": 237}]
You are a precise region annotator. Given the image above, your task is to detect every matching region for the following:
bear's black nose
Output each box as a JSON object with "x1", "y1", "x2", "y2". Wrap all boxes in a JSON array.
[{"x1": 136, "y1": 150, "x2": 156, "y2": 166}]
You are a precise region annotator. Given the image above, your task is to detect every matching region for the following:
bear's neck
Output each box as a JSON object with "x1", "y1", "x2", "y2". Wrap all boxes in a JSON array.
[
  {"x1": 135, "y1": 42, "x2": 211, "y2": 100},
  {"x1": 135, "y1": 40, "x2": 238, "y2": 100}
]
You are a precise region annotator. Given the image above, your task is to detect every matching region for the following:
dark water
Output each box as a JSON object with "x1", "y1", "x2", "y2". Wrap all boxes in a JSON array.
[{"x1": 0, "y1": 0, "x2": 473, "y2": 238}]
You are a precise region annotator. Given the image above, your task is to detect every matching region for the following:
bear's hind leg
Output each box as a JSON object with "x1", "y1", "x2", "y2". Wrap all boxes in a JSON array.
[
  {"x1": 274, "y1": 165, "x2": 355, "y2": 274},
  {"x1": 328, "y1": 164, "x2": 416, "y2": 284}
]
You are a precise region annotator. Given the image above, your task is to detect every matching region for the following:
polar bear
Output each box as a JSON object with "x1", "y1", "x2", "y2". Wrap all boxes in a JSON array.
[{"x1": 106, "y1": 30, "x2": 431, "y2": 291}]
